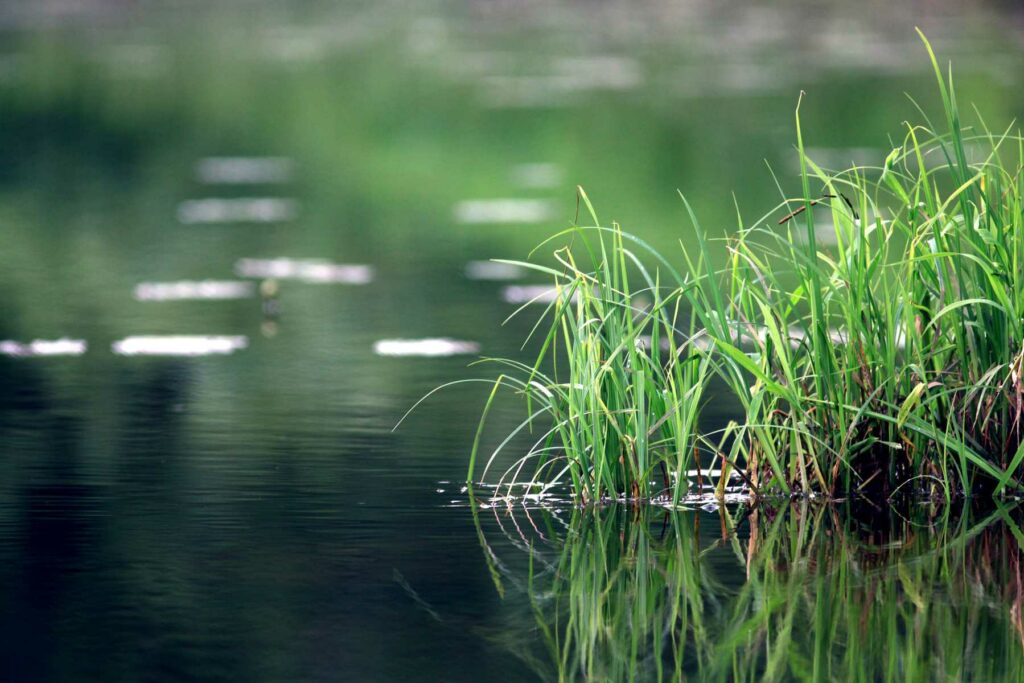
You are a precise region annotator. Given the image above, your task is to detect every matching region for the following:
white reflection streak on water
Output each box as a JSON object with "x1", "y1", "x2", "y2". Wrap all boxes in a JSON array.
[
  {"x1": 479, "y1": 56, "x2": 642, "y2": 107},
  {"x1": 134, "y1": 281, "x2": 255, "y2": 301},
  {"x1": 177, "y1": 198, "x2": 297, "y2": 224},
  {"x1": 454, "y1": 199, "x2": 554, "y2": 224},
  {"x1": 234, "y1": 258, "x2": 374, "y2": 284},
  {"x1": 552, "y1": 56, "x2": 642, "y2": 90},
  {"x1": 373, "y1": 338, "x2": 480, "y2": 357},
  {"x1": 259, "y1": 18, "x2": 377, "y2": 64},
  {"x1": 196, "y1": 157, "x2": 294, "y2": 184},
  {"x1": 501, "y1": 285, "x2": 579, "y2": 305},
  {"x1": 436, "y1": 50, "x2": 513, "y2": 79},
  {"x1": 510, "y1": 163, "x2": 562, "y2": 189},
  {"x1": 112, "y1": 336, "x2": 248, "y2": 357},
  {"x1": 465, "y1": 261, "x2": 524, "y2": 281},
  {"x1": 799, "y1": 147, "x2": 881, "y2": 171},
  {"x1": 672, "y1": 63, "x2": 792, "y2": 97},
  {"x1": 790, "y1": 220, "x2": 840, "y2": 246},
  {"x1": 0, "y1": 339, "x2": 87, "y2": 357}
]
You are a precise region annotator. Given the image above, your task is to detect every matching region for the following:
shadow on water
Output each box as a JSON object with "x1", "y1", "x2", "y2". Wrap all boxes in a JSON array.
[
  {"x1": 471, "y1": 493, "x2": 1024, "y2": 682},
  {"x1": 3, "y1": 413, "x2": 99, "y2": 681}
]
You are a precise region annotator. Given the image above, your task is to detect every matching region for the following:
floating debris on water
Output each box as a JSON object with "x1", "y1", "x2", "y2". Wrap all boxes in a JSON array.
[
  {"x1": 454, "y1": 199, "x2": 554, "y2": 224},
  {"x1": 510, "y1": 163, "x2": 563, "y2": 189},
  {"x1": 373, "y1": 338, "x2": 480, "y2": 357},
  {"x1": 134, "y1": 280, "x2": 255, "y2": 301},
  {"x1": 195, "y1": 157, "x2": 294, "y2": 184},
  {"x1": 235, "y1": 258, "x2": 373, "y2": 284},
  {"x1": 635, "y1": 334, "x2": 715, "y2": 352},
  {"x1": 0, "y1": 338, "x2": 87, "y2": 358},
  {"x1": 112, "y1": 335, "x2": 248, "y2": 357},
  {"x1": 177, "y1": 198, "x2": 298, "y2": 224},
  {"x1": 465, "y1": 260, "x2": 524, "y2": 281},
  {"x1": 501, "y1": 284, "x2": 579, "y2": 305},
  {"x1": 657, "y1": 491, "x2": 751, "y2": 509},
  {"x1": 260, "y1": 279, "x2": 282, "y2": 319}
]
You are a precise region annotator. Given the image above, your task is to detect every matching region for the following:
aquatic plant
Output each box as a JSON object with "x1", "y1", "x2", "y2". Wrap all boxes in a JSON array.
[
  {"x1": 691, "y1": 31, "x2": 1024, "y2": 497},
  {"x1": 469, "y1": 32, "x2": 1024, "y2": 500},
  {"x1": 465, "y1": 208, "x2": 714, "y2": 504}
]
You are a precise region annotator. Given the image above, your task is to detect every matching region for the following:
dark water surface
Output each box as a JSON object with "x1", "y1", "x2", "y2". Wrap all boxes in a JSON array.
[{"x1": 2, "y1": 1, "x2": 1024, "y2": 680}]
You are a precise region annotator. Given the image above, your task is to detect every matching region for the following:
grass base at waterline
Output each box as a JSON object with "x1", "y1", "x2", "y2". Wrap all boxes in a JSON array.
[{"x1": 463, "y1": 32, "x2": 1024, "y2": 503}]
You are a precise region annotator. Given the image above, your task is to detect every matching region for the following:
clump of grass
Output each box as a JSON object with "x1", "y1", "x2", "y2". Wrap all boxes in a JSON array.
[
  {"x1": 693, "y1": 30, "x2": 1024, "y2": 498},
  {"x1": 467, "y1": 31, "x2": 1024, "y2": 501},
  {"x1": 466, "y1": 200, "x2": 713, "y2": 504}
]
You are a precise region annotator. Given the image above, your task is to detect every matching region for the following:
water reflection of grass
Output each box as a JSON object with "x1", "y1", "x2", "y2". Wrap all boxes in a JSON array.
[
  {"x1": 477, "y1": 502, "x2": 722, "y2": 681},
  {"x1": 725, "y1": 503, "x2": 1024, "y2": 681},
  {"x1": 475, "y1": 498, "x2": 1024, "y2": 682}
]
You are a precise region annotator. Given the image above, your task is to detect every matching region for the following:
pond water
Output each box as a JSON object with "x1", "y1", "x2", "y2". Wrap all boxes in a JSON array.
[{"x1": 1, "y1": 1, "x2": 1024, "y2": 680}]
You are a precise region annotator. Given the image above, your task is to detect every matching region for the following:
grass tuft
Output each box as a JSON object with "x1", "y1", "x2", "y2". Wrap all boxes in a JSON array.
[{"x1": 467, "y1": 33, "x2": 1024, "y2": 501}]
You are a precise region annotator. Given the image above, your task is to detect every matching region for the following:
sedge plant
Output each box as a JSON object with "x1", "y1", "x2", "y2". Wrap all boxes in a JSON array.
[
  {"x1": 461, "y1": 31, "x2": 1024, "y2": 502},
  {"x1": 466, "y1": 197, "x2": 714, "y2": 504},
  {"x1": 686, "y1": 31, "x2": 1024, "y2": 497}
]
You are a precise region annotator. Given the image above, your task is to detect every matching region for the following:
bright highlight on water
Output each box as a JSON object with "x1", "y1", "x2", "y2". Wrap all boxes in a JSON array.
[
  {"x1": 112, "y1": 335, "x2": 249, "y2": 356},
  {"x1": 177, "y1": 198, "x2": 298, "y2": 223},
  {"x1": 195, "y1": 157, "x2": 294, "y2": 184},
  {"x1": 373, "y1": 338, "x2": 480, "y2": 357},
  {"x1": 134, "y1": 280, "x2": 255, "y2": 301},
  {"x1": 0, "y1": 338, "x2": 87, "y2": 357},
  {"x1": 234, "y1": 258, "x2": 373, "y2": 284},
  {"x1": 465, "y1": 260, "x2": 524, "y2": 281},
  {"x1": 453, "y1": 199, "x2": 554, "y2": 224}
]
